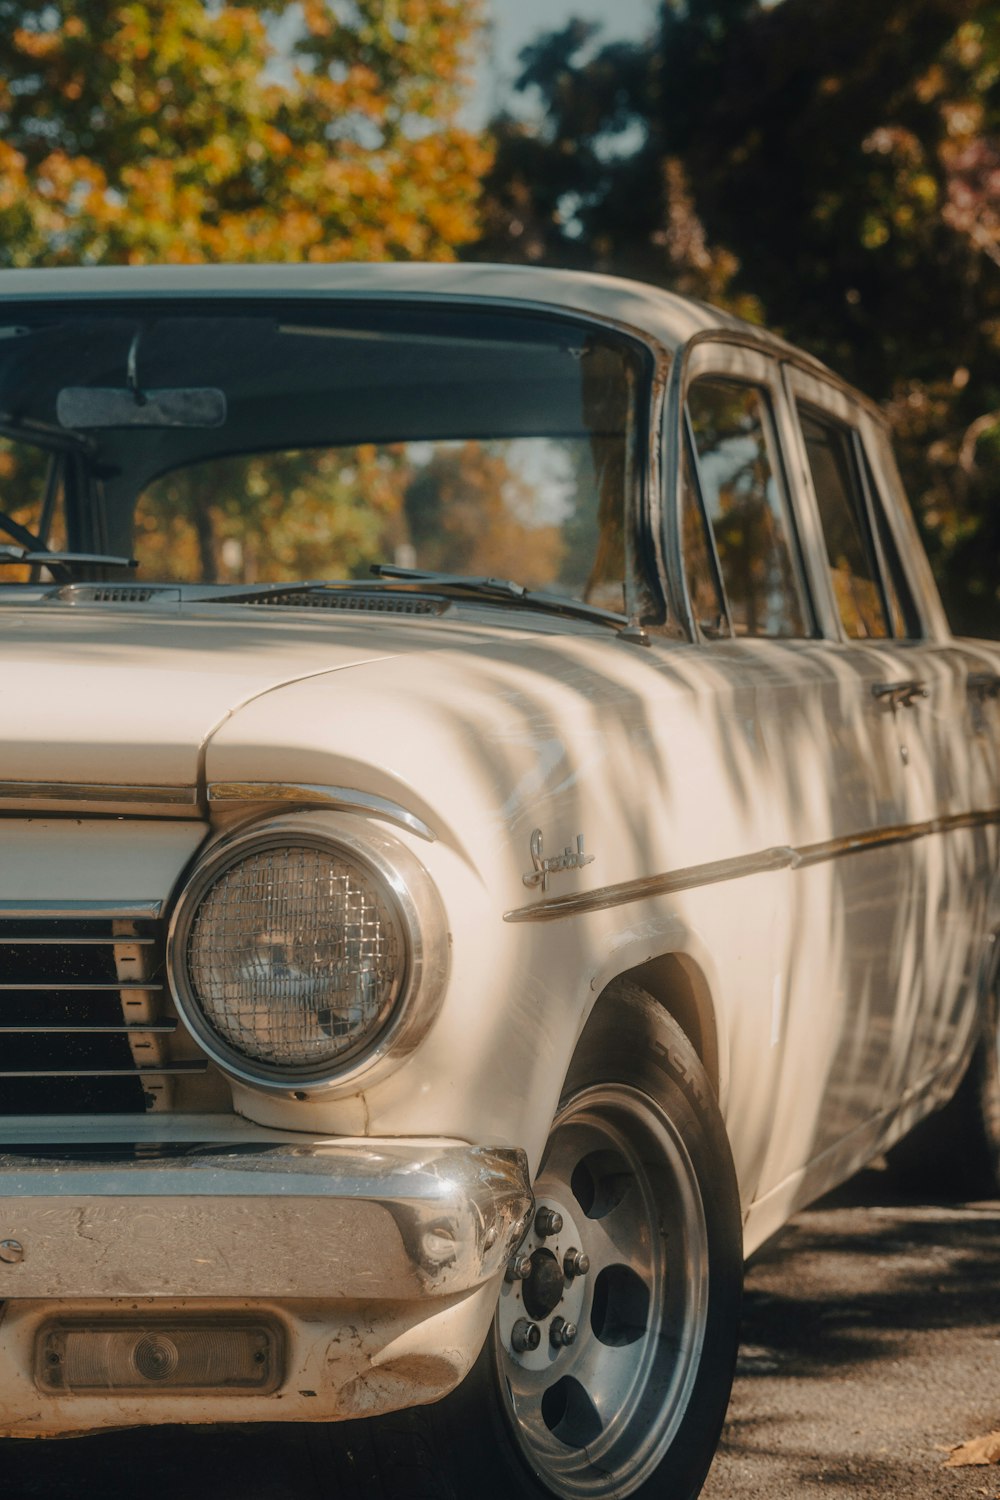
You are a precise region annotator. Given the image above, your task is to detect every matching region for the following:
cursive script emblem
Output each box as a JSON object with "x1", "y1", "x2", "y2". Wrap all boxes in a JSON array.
[{"x1": 523, "y1": 828, "x2": 595, "y2": 891}]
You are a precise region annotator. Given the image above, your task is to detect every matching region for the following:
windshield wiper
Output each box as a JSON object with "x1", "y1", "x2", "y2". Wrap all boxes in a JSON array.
[
  {"x1": 199, "y1": 569, "x2": 650, "y2": 644},
  {"x1": 369, "y1": 565, "x2": 650, "y2": 643},
  {"x1": 0, "y1": 544, "x2": 137, "y2": 579}
]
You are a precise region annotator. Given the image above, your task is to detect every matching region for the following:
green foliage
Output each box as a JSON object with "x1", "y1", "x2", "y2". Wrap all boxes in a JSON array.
[{"x1": 475, "y1": 0, "x2": 1000, "y2": 635}]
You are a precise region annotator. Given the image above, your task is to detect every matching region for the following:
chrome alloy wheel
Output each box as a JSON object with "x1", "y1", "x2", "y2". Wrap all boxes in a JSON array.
[{"x1": 496, "y1": 1083, "x2": 710, "y2": 1500}]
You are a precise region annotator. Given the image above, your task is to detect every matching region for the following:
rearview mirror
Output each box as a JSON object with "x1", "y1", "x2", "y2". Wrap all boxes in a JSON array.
[{"x1": 56, "y1": 386, "x2": 227, "y2": 430}]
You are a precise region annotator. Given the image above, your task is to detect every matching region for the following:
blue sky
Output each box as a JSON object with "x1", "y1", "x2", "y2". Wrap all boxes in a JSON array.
[{"x1": 479, "y1": 0, "x2": 658, "y2": 119}]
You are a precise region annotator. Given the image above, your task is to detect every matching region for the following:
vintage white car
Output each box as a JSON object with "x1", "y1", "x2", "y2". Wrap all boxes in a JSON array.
[{"x1": 0, "y1": 263, "x2": 997, "y2": 1500}]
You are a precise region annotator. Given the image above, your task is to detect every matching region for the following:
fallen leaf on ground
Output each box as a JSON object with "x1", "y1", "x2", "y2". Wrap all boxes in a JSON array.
[{"x1": 943, "y1": 1431, "x2": 1000, "y2": 1467}]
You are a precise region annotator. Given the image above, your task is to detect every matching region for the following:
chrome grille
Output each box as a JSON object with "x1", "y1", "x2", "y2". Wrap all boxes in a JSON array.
[{"x1": 0, "y1": 917, "x2": 209, "y2": 1114}]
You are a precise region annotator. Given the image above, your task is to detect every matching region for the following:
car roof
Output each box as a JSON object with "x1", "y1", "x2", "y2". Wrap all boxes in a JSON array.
[{"x1": 0, "y1": 260, "x2": 822, "y2": 364}]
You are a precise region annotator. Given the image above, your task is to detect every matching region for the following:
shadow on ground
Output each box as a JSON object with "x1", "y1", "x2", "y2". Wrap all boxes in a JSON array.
[{"x1": 702, "y1": 1165, "x2": 1000, "y2": 1498}]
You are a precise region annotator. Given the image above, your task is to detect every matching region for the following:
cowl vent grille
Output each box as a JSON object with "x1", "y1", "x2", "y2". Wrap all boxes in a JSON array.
[
  {"x1": 249, "y1": 591, "x2": 447, "y2": 616},
  {"x1": 89, "y1": 586, "x2": 156, "y2": 603},
  {"x1": 57, "y1": 585, "x2": 180, "y2": 605}
]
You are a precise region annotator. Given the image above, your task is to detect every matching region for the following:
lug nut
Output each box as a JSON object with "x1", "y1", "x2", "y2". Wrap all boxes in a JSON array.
[
  {"x1": 511, "y1": 1318, "x2": 541, "y2": 1353},
  {"x1": 550, "y1": 1317, "x2": 577, "y2": 1349},
  {"x1": 563, "y1": 1248, "x2": 590, "y2": 1279},
  {"x1": 506, "y1": 1253, "x2": 533, "y2": 1282},
  {"x1": 535, "y1": 1207, "x2": 563, "y2": 1238}
]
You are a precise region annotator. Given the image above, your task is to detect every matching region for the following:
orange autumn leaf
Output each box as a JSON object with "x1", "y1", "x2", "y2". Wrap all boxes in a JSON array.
[{"x1": 943, "y1": 1430, "x2": 1000, "y2": 1468}]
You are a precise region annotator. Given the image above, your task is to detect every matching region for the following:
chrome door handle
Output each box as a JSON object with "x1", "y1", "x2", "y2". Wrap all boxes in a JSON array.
[
  {"x1": 969, "y1": 672, "x2": 1000, "y2": 701},
  {"x1": 872, "y1": 679, "x2": 929, "y2": 710}
]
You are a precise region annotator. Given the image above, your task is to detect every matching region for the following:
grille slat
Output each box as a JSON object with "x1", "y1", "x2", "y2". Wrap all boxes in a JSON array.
[
  {"x1": 0, "y1": 982, "x2": 163, "y2": 991},
  {"x1": 0, "y1": 936, "x2": 157, "y2": 946},
  {"x1": 0, "y1": 1064, "x2": 207, "y2": 1078},
  {"x1": 0, "y1": 916, "x2": 201, "y2": 1114},
  {"x1": 0, "y1": 1024, "x2": 177, "y2": 1034}
]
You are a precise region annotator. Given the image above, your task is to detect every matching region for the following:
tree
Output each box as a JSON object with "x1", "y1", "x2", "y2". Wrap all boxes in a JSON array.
[
  {"x1": 0, "y1": 0, "x2": 489, "y2": 266},
  {"x1": 475, "y1": 2, "x2": 1000, "y2": 635},
  {"x1": 403, "y1": 441, "x2": 565, "y2": 584}
]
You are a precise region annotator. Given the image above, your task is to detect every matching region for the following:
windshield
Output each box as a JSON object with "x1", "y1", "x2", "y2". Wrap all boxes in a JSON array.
[{"x1": 0, "y1": 302, "x2": 649, "y2": 614}]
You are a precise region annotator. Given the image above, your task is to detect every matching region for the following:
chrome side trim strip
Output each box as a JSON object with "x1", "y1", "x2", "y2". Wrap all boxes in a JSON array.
[
  {"x1": 505, "y1": 846, "x2": 798, "y2": 923},
  {"x1": 208, "y1": 781, "x2": 436, "y2": 842},
  {"x1": 504, "y1": 808, "x2": 1000, "y2": 923},
  {"x1": 0, "y1": 781, "x2": 196, "y2": 807},
  {"x1": 0, "y1": 899, "x2": 162, "y2": 920},
  {"x1": 794, "y1": 809, "x2": 1000, "y2": 868}
]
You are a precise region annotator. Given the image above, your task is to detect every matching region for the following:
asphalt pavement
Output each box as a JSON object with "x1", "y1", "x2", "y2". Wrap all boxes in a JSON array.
[
  {"x1": 1, "y1": 1164, "x2": 998, "y2": 1499},
  {"x1": 703, "y1": 1166, "x2": 1000, "y2": 1500}
]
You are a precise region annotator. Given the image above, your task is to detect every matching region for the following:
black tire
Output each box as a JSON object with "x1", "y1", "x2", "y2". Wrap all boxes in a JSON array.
[
  {"x1": 317, "y1": 981, "x2": 743, "y2": 1500},
  {"x1": 886, "y1": 975, "x2": 1000, "y2": 1200}
]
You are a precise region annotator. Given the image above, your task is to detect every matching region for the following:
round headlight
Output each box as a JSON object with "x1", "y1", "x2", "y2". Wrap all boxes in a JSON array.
[{"x1": 168, "y1": 813, "x2": 447, "y2": 1091}]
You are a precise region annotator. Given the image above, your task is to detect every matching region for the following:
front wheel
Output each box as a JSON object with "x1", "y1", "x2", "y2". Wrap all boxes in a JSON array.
[{"x1": 324, "y1": 984, "x2": 743, "y2": 1500}]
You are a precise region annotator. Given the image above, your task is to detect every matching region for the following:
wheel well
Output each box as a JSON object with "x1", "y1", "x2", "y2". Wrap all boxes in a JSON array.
[{"x1": 591, "y1": 954, "x2": 721, "y2": 1097}]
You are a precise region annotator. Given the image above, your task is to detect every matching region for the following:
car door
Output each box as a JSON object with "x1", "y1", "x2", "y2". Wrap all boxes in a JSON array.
[
  {"x1": 854, "y1": 410, "x2": 998, "y2": 1089},
  {"x1": 676, "y1": 343, "x2": 913, "y2": 1204}
]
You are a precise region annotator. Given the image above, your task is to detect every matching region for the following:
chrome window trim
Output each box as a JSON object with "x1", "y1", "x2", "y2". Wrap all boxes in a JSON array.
[
  {"x1": 166, "y1": 810, "x2": 449, "y2": 1096},
  {"x1": 504, "y1": 808, "x2": 1000, "y2": 923}
]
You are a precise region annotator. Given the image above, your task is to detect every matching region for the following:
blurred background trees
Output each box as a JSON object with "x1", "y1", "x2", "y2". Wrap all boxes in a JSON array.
[
  {"x1": 0, "y1": 0, "x2": 488, "y2": 264},
  {"x1": 0, "y1": 0, "x2": 997, "y2": 630},
  {"x1": 475, "y1": 0, "x2": 1000, "y2": 634}
]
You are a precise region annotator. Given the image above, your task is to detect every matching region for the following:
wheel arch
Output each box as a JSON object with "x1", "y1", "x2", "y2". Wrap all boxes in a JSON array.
[{"x1": 584, "y1": 951, "x2": 722, "y2": 1100}]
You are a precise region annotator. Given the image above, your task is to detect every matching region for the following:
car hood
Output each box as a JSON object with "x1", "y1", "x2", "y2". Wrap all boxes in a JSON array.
[{"x1": 0, "y1": 605, "x2": 522, "y2": 791}]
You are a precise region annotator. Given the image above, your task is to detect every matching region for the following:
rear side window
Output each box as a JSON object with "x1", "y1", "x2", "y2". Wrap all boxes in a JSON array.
[
  {"x1": 797, "y1": 406, "x2": 889, "y2": 640},
  {"x1": 686, "y1": 379, "x2": 808, "y2": 638}
]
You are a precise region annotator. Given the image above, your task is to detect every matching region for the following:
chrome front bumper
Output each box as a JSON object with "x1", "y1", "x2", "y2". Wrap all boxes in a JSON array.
[
  {"x1": 0, "y1": 1139, "x2": 533, "y2": 1435},
  {"x1": 0, "y1": 1140, "x2": 533, "y2": 1300}
]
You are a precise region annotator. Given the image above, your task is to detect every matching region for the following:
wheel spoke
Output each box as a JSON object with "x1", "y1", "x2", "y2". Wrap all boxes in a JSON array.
[
  {"x1": 579, "y1": 1192, "x2": 655, "y2": 1282},
  {"x1": 564, "y1": 1337, "x2": 642, "y2": 1429}
]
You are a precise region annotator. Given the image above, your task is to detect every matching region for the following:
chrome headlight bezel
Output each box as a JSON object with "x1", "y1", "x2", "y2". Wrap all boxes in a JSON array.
[{"x1": 166, "y1": 811, "x2": 449, "y2": 1094}]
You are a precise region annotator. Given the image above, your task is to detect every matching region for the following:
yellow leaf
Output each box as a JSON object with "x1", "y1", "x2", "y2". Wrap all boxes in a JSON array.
[{"x1": 945, "y1": 1432, "x2": 1000, "y2": 1468}]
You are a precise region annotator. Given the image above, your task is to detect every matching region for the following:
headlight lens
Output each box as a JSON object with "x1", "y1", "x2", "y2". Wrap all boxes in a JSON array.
[
  {"x1": 166, "y1": 809, "x2": 452, "y2": 1092},
  {"x1": 185, "y1": 844, "x2": 405, "y2": 1069}
]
